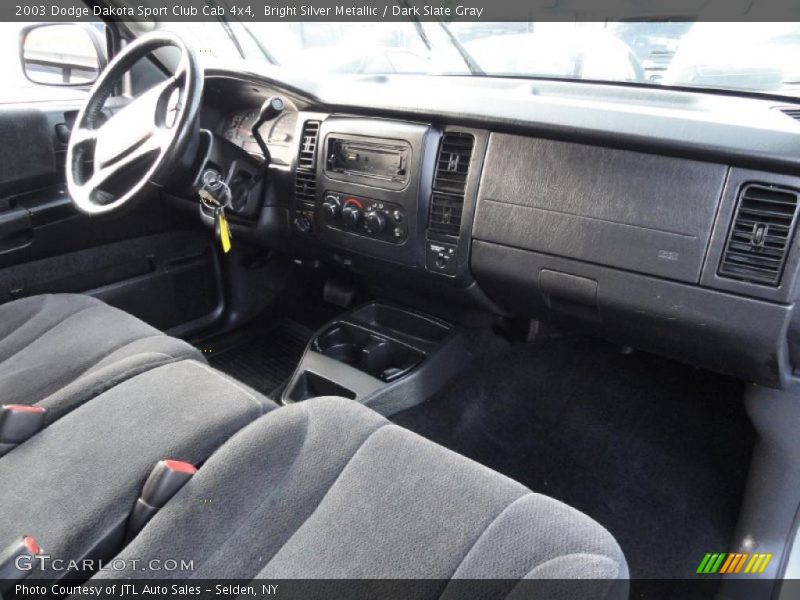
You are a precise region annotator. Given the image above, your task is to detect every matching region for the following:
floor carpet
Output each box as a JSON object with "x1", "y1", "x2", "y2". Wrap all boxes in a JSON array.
[{"x1": 392, "y1": 334, "x2": 754, "y2": 599}]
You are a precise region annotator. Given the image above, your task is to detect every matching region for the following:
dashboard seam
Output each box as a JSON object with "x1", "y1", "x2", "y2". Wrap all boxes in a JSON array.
[{"x1": 479, "y1": 197, "x2": 698, "y2": 238}]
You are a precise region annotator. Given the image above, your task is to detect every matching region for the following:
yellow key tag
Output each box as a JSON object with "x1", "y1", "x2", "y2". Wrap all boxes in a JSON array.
[{"x1": 217, "y1": 211, "x2": 232, "y2": 254}]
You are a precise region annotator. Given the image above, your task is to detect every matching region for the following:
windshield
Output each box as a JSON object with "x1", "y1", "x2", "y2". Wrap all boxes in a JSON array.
[{"x1": 148, "y1": 19, "x2": 800, "y2": 97}]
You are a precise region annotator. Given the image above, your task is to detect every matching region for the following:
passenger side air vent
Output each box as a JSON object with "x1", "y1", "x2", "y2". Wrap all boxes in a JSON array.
[
  {"x1": 718, "y1": 184, "x2": 800, "y2": 286},
  {"x1": 428, "y1": 133, "x2": 474, "y2": 237},
  {"x1": 294, "y1": 120, "x2": 320, "y2": 211},
  {"x1": 429, "y1": 194, "x2": 463, "y2": 236}
]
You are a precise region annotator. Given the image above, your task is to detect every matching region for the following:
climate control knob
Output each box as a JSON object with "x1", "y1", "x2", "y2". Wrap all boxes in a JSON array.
[
  {"x1": 364, "y1": 210, "x2": 387, "y2": 234},
  {"x1": 341, "y1": 204, "x2": 363, "y2": 229},
  {"x1": 321, "y1": 196, "x2": 341, "y2": 221}
]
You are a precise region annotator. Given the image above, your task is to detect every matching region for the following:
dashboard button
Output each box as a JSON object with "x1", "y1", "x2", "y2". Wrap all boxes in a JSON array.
[{"x1": 426, "y1": 242, "x2": 458, "y2": 275}]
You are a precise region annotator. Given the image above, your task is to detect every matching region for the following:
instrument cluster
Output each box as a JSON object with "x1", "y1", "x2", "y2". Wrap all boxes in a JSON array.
[{"x1": 222, "y1": 100, "x2": 298, "y2": 166}]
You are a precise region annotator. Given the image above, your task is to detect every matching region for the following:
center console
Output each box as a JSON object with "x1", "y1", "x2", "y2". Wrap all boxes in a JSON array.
[
  {"x1": 291, "y1": 114, "x2": 489, "y2": 288},
  {"x1": 282, "y1": 302, "x2": 470, "y2": 415},
  {"x1": 310, "y1": 117, "x2": 435, "y2": 267}
]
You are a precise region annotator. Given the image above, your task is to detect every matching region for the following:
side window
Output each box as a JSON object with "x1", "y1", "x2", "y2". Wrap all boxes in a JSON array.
[{"x1": 0, "y1": 21, "x2": 106, "y2": 104}]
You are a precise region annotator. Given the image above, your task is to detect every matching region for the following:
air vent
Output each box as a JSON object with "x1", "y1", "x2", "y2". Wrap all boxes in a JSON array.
[
  {"x1": 718, "y1": 183, "x2": 800, "y2": 286},
  {"x1": 429, "y1": 193, "x2": 463, "y2": 235},
  {"x1": 294, "y1": 171, "x2": 316, "y2": 209},
  {"x1": 297, "y1": 120, "x2": 320, "y2": 171},
  {"x1": 294, "y1": 120, "x2": 320, "y2": 210},
  {"x1": 428, "y1": 133, "x2": 474, "y2": 237},
  {"x1": 433, "y1": 133, "x2": 473, "y2": 194}
]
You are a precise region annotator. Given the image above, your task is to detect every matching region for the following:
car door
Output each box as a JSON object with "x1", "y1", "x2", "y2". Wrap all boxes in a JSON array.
[{"x1": 0, "y1": 21, "x2": 222, "y2": 336}]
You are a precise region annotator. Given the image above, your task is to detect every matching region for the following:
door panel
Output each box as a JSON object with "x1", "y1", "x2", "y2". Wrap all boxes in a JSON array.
[
  {"x1": 0, "y1": 109, "x2": 60, "y2": 197},
  {"x1": 0, "y1": 104, "x2": 223, "y2": 335}
]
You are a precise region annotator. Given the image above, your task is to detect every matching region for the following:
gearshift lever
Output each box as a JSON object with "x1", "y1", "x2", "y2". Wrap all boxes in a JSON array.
[{"x1": 251, "y1": 96, "x2": 285, "y2": 165}]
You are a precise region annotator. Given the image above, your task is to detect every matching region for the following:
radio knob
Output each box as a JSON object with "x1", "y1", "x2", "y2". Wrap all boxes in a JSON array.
[
  {"x1": 365, "y1": 210, "x2": 387, "y2": 234},
  {"x1": 321, "y1": 196, "x2": 341, "y2": 221},
  {"x1": 342, "y1": 205, "x2": 363, "y2": 229}
]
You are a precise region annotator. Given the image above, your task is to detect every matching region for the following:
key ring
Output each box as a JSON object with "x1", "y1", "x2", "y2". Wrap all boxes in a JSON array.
[{"x1": 199, "y1": 177, "x2": 232, "y2": 211}]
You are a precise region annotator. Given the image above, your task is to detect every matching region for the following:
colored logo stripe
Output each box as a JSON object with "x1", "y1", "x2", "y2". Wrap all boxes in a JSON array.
[
  {"x1": 719, "y1": 554, "x2": 737, "y2": 574},
  {"x1": 697, "y1": 552, "x2": 772, "y2": 575},
  {"x1": 697, "y1": 553, "x2": 726, "y2": 574},
  {"x1": 745, "y1": 553, "x2": 773, "y2": 574},
  {"x1": 720, "y1": 553, "x2": 749, "y2": 574}
]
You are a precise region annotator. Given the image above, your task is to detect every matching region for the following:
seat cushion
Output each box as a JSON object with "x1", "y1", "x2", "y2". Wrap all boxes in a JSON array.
[
  {"x1": 0, "y1": 294, "x2": 203, "y2": 421},
  {"x1": 98, "y1": 397, "x2": 627, "y2": 593},
  {"x1": 0, "y1": 360, "x2": 275, "y2": 579}
]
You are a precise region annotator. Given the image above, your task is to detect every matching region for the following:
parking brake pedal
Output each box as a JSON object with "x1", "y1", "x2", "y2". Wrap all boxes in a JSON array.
[
  {"x1": 125, "y1": 460, "x2": 196, "y2": 543},
  {"x1": 0, "y1": 536, "x2": 42, "y2": 591},
  {"x1": 0, "y1": 405, "x2": 46, "y2": 457}
]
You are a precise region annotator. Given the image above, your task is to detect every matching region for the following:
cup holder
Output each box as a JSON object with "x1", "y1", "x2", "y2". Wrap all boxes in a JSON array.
[{"x1": 313, "y1": 323, "x2": 423, "y2": 382}]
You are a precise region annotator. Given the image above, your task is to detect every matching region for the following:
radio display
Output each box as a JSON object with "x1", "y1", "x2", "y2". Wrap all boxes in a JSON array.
[{"x1": 325, "y1": 136, "x2": 410, "y2": 184}]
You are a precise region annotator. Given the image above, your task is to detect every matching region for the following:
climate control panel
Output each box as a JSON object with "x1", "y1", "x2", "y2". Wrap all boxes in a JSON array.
[{"x1": 319, "y1": 191, "x2": 408, "y2": 243}]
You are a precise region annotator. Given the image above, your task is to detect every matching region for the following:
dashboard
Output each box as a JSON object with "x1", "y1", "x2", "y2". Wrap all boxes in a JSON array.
[{"x1": 195, "y1": 70, "x2": 800, "y2": 391}]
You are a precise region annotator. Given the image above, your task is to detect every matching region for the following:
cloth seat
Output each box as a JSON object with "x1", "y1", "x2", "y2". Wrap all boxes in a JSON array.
[
  {"x1": 0, "y1": 294, "x2": 203, "y2": 422},
  {"x1": 0, "y1": 360, "x2": 277, "y2": 579},
  {"x1": 98, "y1": 397, "x2": 628, "y2": 596}
]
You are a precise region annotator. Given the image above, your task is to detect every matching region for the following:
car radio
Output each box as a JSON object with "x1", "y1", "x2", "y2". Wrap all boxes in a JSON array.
[
  {"x1": 325, "y1": 135, "x2": 411, "y2": 189},
  {"x1": 311, "y1": 118, "x2": 432, "y2": 264}
]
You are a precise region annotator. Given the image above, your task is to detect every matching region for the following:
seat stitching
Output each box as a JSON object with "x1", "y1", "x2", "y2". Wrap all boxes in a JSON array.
[
  {"x1": 247, "y1": 421, "x2": 396, "y2": 578},
  {"x1": 521, "y1": 552, "x2": 620, "y2": 578},
  {"x1": 188, "y1": 362, "x2": 263, "y2": 410},
  {"x1": 0, "y1": 325, "x2": 173, "y2": 404},
  {"x1": 436, "y1": 491, "x2": 533, "y2": 594},
  {"x1": 96, "y1": 335, "x2": 193, "y2": 363},
  {"x1": 67, "y1": 332, "x2": 198, "y2": 381},
  {"x1": 39, "y1": 336, "x2": 185, "y2": 394},
  {"x1": 185, "y1": 405, "x2": 313, "y2": 578},
  {"x1": 498, "y1": 555, "x2": 619, "y2": 600},
  {"x1": 502, "y1": 552, "x2": 622, "y2": 600},
  {"x1": 0, "y1": 359, "x2": 186, "y2": 457},
  {"x1": 42, "y1": 353, "x2": 179, "y2": 407},
  {"x1": 199, "y1": 415, "x2": 389, "y2": 580}
]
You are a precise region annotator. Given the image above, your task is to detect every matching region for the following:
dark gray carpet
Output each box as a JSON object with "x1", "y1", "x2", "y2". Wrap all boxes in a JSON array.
[
  {"x1": 204, "y1": 319, "x2": 313, "y2": 398},
  {"x1": 392, "y1": 334, "x2": 753, "y2": 598}
]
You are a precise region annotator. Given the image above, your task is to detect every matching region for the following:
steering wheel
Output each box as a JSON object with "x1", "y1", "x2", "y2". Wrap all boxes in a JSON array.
[{"x1": 66, "y1": 32, "x2": 203, "y2": 215}]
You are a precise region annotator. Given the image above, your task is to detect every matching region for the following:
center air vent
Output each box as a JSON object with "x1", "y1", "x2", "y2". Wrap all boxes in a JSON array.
[
  {"x1": 718, "y1": 183, "x2": 800, "y2": 286},
  {"x1": 294, "y1": 120, "x2": 320, "y2": 211},
  {"x1": 428, "y1": 132, "x2": 474, "y2": 237},
  {"x1": 297, "y1": 120, "x2": 320, "y2": 170}
]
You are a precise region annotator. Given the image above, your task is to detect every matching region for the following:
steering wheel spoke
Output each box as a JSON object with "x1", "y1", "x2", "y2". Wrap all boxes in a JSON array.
[
  {"x1": 70, "y1": 126, "x2": 98, "y2": 148},
  {"x1": 66, "y1": 31, "x2": 202, "y2": 215},
  {"x1": 87, "y1": 130, "x2": 165, "y2": 194}
]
